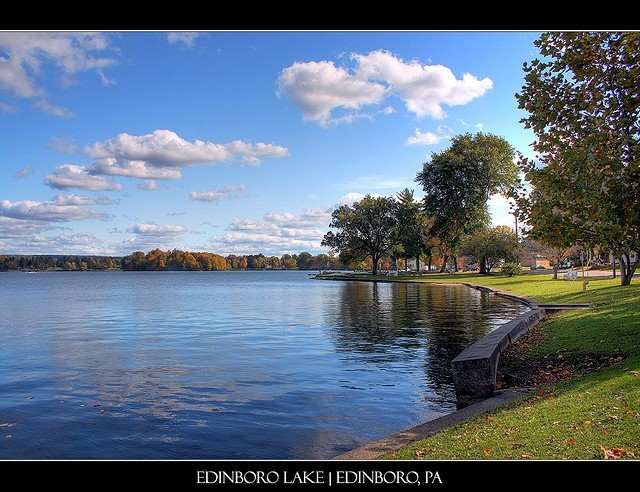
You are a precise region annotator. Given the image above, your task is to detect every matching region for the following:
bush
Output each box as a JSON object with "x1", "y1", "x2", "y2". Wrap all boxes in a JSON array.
[{"x1": 500, "y1": 263, "x2": 522, "y2": 277}]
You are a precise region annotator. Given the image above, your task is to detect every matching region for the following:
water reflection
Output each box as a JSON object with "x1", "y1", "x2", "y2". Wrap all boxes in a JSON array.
[
  {"x1": 0, "y1": 271, "x2": 528, "y2": 459},
  {"x1": 326, "y1": 280, "x2": 528, "y2": 404}
]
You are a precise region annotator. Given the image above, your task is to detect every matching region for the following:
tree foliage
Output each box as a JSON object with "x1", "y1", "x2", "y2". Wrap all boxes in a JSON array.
[
  {"x1": 415, "y1": 132, "x2": 518, "y2": 271},
  {"x1": 460, "y1": 225, "x2": 519, "y2": 274},
  {"x1": 514, "y1": 32, "x2": 640, "y2": 285},
  {"x1": 322, "y1": 194, "x2": 399, "y2": 275},
  {"x1": 394, "y1": 188, "x2": 432, "y2": 271}
]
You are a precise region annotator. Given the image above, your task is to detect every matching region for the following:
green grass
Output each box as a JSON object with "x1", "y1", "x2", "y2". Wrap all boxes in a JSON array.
[{"x1": 365, "y1": 272, "x2": 640, "y2": 460}]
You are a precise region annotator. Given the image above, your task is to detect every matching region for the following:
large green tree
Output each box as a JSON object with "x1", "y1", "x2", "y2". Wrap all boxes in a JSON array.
[
  {"x1": 322, "y1": 194, "x2": 398, "y2": 276},
  {"x1": 514, "y1": 32, "x2": 640, "y2": 285},
  {"x1": 415, "y1": 132, "x2": 518, "y2": 271}
]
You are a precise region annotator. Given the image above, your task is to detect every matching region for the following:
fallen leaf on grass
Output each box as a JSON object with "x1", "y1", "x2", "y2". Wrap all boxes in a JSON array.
[
  {"x1": 512, "y1": 442, "x2": 526, "y2": 449},
  {"x1": 569, "y1": 438, "x2": 576, "y2": 445},
  {"x1": 483, "y1": 449, "x2": 491, "y2": 456},
  {"x1": 584, "y1": 420, "x2": 592, "y2": 425},
  {"x1": 601, "y1": 447, "x2": 628, "y2": 459},
  {"x1": 521, "y1": 454, "x2": 532, "y2": 459},
  {"x1": 629, "y1": 371, "x2": 638, "y2": 376}
]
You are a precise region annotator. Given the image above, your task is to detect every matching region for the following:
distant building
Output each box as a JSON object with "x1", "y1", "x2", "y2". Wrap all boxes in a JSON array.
[{"x1": 520, "y1": 254, "x2": 551, "y2": 269}]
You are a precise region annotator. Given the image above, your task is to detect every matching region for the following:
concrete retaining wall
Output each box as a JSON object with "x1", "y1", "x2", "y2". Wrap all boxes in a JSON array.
[
  {"x1": 451, "y1": 308, "x2": 547, "y2": 404},
  {"x1": 451, "y1": 285, "x2": 547, "y2": 406}
]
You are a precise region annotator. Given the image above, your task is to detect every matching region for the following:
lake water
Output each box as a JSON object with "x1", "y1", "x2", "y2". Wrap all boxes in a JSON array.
[{"x1": 0, "y1": 270, "x2": 528, "y2": 459}]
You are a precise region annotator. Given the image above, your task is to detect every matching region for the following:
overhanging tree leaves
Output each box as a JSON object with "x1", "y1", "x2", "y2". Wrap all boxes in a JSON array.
[
  {"x1": 514, "y1": 32, "x2": 640, "y2": 285},
  {"x1": 415, "y1": 132, "x2": 518, "y2": 271},
  {"x1": 322, "y1": 194, "x2": 398, "y2": 276}
]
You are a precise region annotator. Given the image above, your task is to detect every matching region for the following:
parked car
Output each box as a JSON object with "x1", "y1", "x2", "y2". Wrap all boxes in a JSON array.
[{"x1": 530, "y1": 264, "x2": 546, "y2": 270}]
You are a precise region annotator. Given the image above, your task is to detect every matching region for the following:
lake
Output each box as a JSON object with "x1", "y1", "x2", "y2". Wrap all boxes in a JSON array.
[{"x1": 0, "y1": 270, "x2": 528, "y2": 459}]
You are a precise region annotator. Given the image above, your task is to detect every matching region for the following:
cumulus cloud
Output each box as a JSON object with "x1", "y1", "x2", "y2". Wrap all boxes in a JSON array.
[
  {"x1": 83, "y1": 130, "x2": 289, "y2": 179},
  {"x1": 406, "y1": 129, "x2": 442, "y2": 146},
  {"x1": 278, "y1": 49, "x2": 493, "y2": 127},
  {"x1": 90, "y1": 158, "x2": 184, "y2": 180},
  {"x1": 0, "y1": 194, "x2": 111, "y2": 222},
  {"x1": 189, "y1": 184, "x2": 247, "y2": 202},
  {"x1": 44, "y1": 164, "x2": 124, "y2": 191},
  {"x1": 278, "y1": 60, "x2": 387, "y2": 128},
  {"x1": 0, "y1": 32, "x2": 117, "y2": 114}
]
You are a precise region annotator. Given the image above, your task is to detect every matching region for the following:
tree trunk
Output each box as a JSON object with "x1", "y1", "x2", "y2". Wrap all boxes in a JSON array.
[
  {"x1": 620, "y1": 253, "x2": 637, "y2": 286},
  {"x1": 553, "y1": 265, "x2": 559, "y2": 279},
  {"x1": 440, "y1": 255, "x2": 448, "y2": 273},
  {"x1": 479, "y1": 257, "x2": 488, "y2": 275}
]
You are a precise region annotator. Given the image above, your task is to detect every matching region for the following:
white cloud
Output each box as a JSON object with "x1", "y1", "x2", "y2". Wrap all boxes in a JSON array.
[
  {"x1": 91, "y1": 158, "x2": 184, "y2": 180},
  {"x1": 406, "y1": 129, "x2": 443, "y2": 146},
  {"x1": 167, "y1": 32, "x2": 200, "y2": 47},
  {"x1": 0, "y1": 194, "x2": 111, "y2": 222},
  {"x1": 84, "y1": 130, "x2": 289, "y2": 177},
  {"x1": 277, "y1": 60, "x2": 387, "y2": 128},
  {"x1": 44, "y1": 164, "x2": 124, "y2": 191},
  {"x1": 0, "y1": 32, "x2": 117, "y2": 114},
  {"x1": 354, "y1": 50, "x2": 493, "y2": 119},
  {"x1": 189, "y1": 184, "x2": 247, "y2": 202},
  {"x1": 278, "y1": 49, "x2": 493, "y2": 127}
]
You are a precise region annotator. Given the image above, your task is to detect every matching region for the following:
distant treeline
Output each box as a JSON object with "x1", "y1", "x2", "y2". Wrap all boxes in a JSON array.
[
  {"x1": 0, "y1": 254, "x2": 121, "y2": 271},
  {"x1": 0, "y1": 249, "x2": 347, "y2": 272},
  {"x1": 121, "y1": 249, "x2": 345, "y2": 271}
]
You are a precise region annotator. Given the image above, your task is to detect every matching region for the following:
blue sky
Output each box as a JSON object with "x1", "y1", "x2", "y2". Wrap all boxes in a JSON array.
[{"x1": 0, "y1": 31, "x2": 542, "y2": 257}]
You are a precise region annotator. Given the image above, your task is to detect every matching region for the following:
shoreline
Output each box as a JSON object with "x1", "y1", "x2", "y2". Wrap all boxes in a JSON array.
[{"x1": 314, "y1": 273, "x2": 592, "y2": 459}]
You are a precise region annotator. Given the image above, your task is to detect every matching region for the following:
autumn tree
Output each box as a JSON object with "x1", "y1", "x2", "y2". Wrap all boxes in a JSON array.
[
  {"x1": 415, "y1": 132, "x2": 518, "y2": 272},
  {"x1": 322, "y1": 194, "x2": 398, "y2": 276},
  {"x1": 514, "y1": 32, "x2": 640, "y2": 285}
]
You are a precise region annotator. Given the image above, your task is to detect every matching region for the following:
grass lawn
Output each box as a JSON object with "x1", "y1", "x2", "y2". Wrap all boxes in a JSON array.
[{"x1": 365, "y1": 272, "x2": 640, "y2": 460}]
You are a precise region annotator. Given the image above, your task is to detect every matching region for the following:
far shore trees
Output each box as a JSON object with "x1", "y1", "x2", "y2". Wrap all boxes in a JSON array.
[
  {"x1": 415, "y1": 132, "x2": 519, "y2": 272},
  {"x1": 322, "y1": 194, "x2": 398, "y2": 276},
  {"x1": 514, "y1": 32, "x2": 640, "y2": 286}
]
